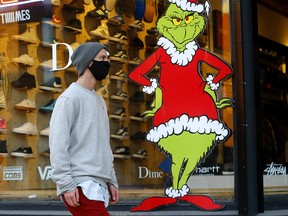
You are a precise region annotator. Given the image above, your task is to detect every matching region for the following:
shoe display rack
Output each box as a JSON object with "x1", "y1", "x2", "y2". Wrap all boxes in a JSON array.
[{"x1": 0, "y1": 0, "x2": 171, "y2": 191}]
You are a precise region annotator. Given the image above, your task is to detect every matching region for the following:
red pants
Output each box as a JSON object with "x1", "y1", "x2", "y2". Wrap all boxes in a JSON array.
[{"x1": 62, "y1": 187, "x2": 110, "y2": 216}]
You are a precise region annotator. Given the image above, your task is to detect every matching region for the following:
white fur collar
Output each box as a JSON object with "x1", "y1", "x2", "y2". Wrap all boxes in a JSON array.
[{"x1": 157, "y1": 37, "x2": 198, "y2": 66}]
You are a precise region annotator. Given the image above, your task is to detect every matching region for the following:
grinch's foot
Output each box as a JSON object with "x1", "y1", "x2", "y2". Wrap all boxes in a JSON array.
[
  {"x1": 179, "y1": 195, "x2": 225, "y2": 211},
  {"x1": 131, "y1": 196, "x2": 177, "y2": 212},
  {"x1": 165, "y1": 184, "x2": 189, "y2": 198}
]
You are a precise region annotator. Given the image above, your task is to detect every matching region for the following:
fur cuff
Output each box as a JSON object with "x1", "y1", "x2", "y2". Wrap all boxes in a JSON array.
[
  {"x1": 206, "y1": 74, "x2": 220, "y2": 91},
  {"x1": 142, "y1": 78, "x2": 158, "y2": 94},
  {"x1": 165, "y1": 184, "x2": 190, "y2": 198}
]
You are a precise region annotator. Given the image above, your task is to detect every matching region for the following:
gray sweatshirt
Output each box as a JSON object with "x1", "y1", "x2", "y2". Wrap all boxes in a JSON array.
[{"x1": 49, "y1": 82, "x2": 118, "y2": 196}]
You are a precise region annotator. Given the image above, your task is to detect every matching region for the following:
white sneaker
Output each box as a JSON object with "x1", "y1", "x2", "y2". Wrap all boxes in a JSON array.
[
  {"x1": 12, "y1": 122, "x2": 37, "y2": 135},
  {"x1": 40, "y1": 126, "x2": 50, "y2": 136},
  {"x1": 52, "y1": 0, "x2": 60, "y2": 6},
  {"x1": 11, "y1": 27, "x2": 37, "y2": 43},
  {"x1": 12, "y1": 54, "x2": 34, "y2": 66},
  {"x1": 90, "y1": 25, "x2": 110, "y2": 38},
  {"x1": 14, "y1": 99, "x2": 35, "y2": 111},
  {"x1": 39, "y1": 59, "x2": 63, "y2": 69}
]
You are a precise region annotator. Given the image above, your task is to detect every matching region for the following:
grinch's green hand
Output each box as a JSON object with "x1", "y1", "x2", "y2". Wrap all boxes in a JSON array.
[
  {"x1": 143, "y1": 87, "x2": 163, "y2": 117},
  {"x1": 204, "y1": 84, "x2": 234, "y2": 109}
]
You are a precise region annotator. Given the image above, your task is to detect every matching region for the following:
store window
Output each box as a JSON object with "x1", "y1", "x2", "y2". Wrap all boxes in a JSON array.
[
  {"x1": 0, "y1": 0, "x2": 235, "y2": 206},
  {"x1": 257, "y1": 3, "x2": 288, "y2": 208}
]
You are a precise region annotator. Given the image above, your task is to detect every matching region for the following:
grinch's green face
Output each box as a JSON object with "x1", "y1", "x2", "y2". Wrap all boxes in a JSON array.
[{"x1": 157, "y1": 4, "x2": 205, "y2": 51}]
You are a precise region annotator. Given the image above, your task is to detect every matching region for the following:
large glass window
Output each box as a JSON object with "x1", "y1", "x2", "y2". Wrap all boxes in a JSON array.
[{"x1": 0, "y1": 0, "x2": 235, "y2": 203}]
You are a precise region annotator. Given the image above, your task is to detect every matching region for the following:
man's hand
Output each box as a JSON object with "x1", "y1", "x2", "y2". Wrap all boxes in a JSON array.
[
  {"x1": 63, "y1": 188, "x2": 80, "y2": 207},
  {"x1": 108, "y1": 184, "x2": 119, "y2": 204}
]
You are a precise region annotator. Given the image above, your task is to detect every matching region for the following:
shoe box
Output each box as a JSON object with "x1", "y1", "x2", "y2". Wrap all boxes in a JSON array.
[{"x1": 0, "y1": 0, "x2": 167, "y2": 187}]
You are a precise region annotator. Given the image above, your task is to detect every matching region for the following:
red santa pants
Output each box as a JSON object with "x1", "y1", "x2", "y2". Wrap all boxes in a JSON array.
[{"x1": 62, "y1": 187, "x2": 110, "y2": 216}]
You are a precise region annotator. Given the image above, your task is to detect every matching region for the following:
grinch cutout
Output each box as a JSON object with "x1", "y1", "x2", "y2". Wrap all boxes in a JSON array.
[{"x1": 129, "y1": 0, "x2": 233, "y2": 211}]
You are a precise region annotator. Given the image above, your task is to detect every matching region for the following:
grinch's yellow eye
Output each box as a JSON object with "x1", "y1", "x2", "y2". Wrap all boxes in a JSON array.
[
  {"x1": 172, "y1": 17, "x2": 181, "y2": 26},
  {"x1": 185, "y1": 15, "x2": 193, "y2": 24}
]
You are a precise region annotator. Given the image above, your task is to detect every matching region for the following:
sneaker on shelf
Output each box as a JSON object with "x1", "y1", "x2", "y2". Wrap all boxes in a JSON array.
[
  {"x1": 11, "y1": 147, "x2": 33, "y2": 158},
  {"x1": 0, "y1": 140, "x2": 8, "y2": 157},
  {"x1": 132, "y1": 149, "x2": 148, "y2": 159},
  {"x1": 129, "y1": 20, "x2": 144, "y2": 31},
  {"x1": 129, "y1": 37, "x2": 144, "y2": 49},
  {"x1": 41, "y1": 37, "x2": 60, "y2": 48},
  {"x1": 39, "y1": 77, "x2": 62, "y2": 93},
  {"x1": 109, "y1": 107, "x2": 126, "y2": 120},
  {"x1": 52, "y1": 0, "x2": 60, "y2": 6},
  {"x1": 129, "y1": 112, "x2": 146, "y2": 121},
  {"x1": 41, "y1": 149, "x2": 50, "y2": 158},
  {"x1": 108, "y1": 32, "x2": 128, "y2": 45},
  {"x1": 128, "y1": 57, "x2": 143, "y2": 65},
  {"x1": 12, "y1": 54, "x2": 34, "y2": 66},
  {"x1": 129, "y1": 91, "x2": 145, "y2": 103},
  {"x1": 87, "y1": 6, "x2": 108, "y2": 19},
  {"x1": 0, "y1": 87, "x2": 6, "y2": 109},
  {"x1": 130, "y1": 131, "x2": 146, "y2": 140},
  {"x1": 111, "y1": 126, "x2": 129, "y2": 140},
  {"x1": 96, "y1": 85, "x2": 109, "y2": 98},
  {"x1": 63, "y1": 0, "x2": 85, "y2": 13},
  {"x1": 39, "y1": 59, "x2": 63, "y2": 70},
  {"x1": 63, "y1": 19, "x2": 82, "y2": 33},
  {"x1": 39, "y1": 99, "x2": 56, "y2": 113},
  {"x1": 40, "y1": 126, "x2": 50, "y2": 136},
  {"x1": 113, "y1": 146, "x2": 131, "y2": 159},
  {"x1": 89, "y1": 25, "x2": 110, "y2": 39},
  {"x1": 42, "y1": 15, "x2": 62, "y2": 28},
  {"x1": 110, "y1": 69, "x2": 127, "y2": 81},
  {"x1": 12, "y1": 122, "x2": 37, "y2": 135},
  {"x1": 14, "y1": 99, "x2": 36, "y2": 111},
  {"x1": 11, "y1": 27, "x2": 37, "y2": 43},
  {"x1": 11, "y1": 72, "x2": 36, "y2": 89},
  {"x1": 146, "y1": 27, "x2": 158, "y2": 35},
  {"x1": 65, "y1": 42, "x2": 80, "y2": 52},
  {"x1": 111, "y1": 90, "x2": 128, "y2": 101},
  {"x1": 107, "y1": 15, "x2": 125, "y2": 26},
  {"x1": 0, "y1": 119, "x2": 7, "y2": 133},
  {"x1": 110, "y1": 50, "x2": 128, "y2": 63}
]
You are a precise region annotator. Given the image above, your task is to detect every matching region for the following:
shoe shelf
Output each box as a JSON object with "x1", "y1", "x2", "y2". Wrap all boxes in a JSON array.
[{"x1": 0, "y1": 0, "x2": 169, "y2": 189}]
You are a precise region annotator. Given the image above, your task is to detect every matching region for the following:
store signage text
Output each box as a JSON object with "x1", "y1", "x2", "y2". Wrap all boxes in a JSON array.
[
  {"x1": 51, "y1": 43, "x2": 73, "y2": 71},
  {"x1": 38, "y1": 166, "x2": 52, "y2": 180},
  {"x1": 264, "y1": 162, "x2": 286, "y2": 176},
  {"x1": 138, "y1": 167, "x2": 163, "y2": 179},
  {"x1": 3, "y1": 166, "x2": 23, "y2": 181},
  {"x1": 194, "y1": 165, "x2": 221, "y2": 175},
  {"x1": 0, "y1": 9, "x2": 30, "y2": 24}
]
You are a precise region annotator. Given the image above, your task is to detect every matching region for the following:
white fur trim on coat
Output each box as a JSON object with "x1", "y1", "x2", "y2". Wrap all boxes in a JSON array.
[
  {"x1": 157, "y1": 37, "x2": 198, "y2": 66},
  {"x1": 142, "y1": 78, "x2": 158, "y2": 94},
  {"x1": 165, "y1": 184, "x2": 190, "y2": 198},
  {"x1": 168, "y1": 0, "x2": 204, "y2": 12},
  {"x1": 206, "y1": 74, "x2": 220, "y2": 90},
  {"x1": 146, "y1": 114, "x2": 229, "y2": 143}
]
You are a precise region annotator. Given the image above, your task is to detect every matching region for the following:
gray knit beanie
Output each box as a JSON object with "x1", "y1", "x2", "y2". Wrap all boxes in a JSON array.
[{"x1": 71, "y1": 42, "x2": 106, "y2": 77}]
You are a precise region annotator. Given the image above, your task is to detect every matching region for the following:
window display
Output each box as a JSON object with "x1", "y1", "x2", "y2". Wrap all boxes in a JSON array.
[{"x1": 0, "y1": 0, "x2": 235, "y2": 205}]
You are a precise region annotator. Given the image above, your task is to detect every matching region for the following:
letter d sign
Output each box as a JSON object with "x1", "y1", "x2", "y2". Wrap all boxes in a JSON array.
[{"x1": 51, "y1": 43, "x2": 73, "y2": 71}]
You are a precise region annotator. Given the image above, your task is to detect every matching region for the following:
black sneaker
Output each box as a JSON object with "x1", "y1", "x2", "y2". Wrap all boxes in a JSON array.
[
  {"x1": 87, "y1": 6, "x2": 108, "y2": 19},
  {"x1": 63, "y1": 0, "x2": 85, "y2": 13},
  {"x1": 129, "y1": 37, "x2": 144, "y2": 49},
  {"x1": 109, "y1": 108, "x2": 126, "y2": 120},
  {"x1": 131, "y1": 131, "x2": 146, "y2": 140},
  {"x1": 11, "y1": 72, "x2": 36, "y2": 89},
  {"x1": 113, "y1": 146, "x2": 131, "y2": 159},
  {"x1": 11, "y1": 147, "x2": 33, "y2": 158},
  {"x1": 111, "y1": 126, "x2": 129, "y2": 140},
  {"x1": 0, "y1": 140, "x2": 8, "y2": 157},
  {"x1": 129, "y1": 91, "x2": 145, "y2": 103},
  {"x1": 63, "y1": 19, "x2": 82, "y2": 33}
]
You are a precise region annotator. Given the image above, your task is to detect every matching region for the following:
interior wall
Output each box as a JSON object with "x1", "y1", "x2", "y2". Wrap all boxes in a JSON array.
[{"x1": 257, "y1": 4, "x2": 288, "y2": 46}]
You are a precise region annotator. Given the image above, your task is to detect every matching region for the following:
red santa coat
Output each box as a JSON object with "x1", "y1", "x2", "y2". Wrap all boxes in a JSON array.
[{"x1": 128, "y1": 38, "x2": 233, "y2": 142}]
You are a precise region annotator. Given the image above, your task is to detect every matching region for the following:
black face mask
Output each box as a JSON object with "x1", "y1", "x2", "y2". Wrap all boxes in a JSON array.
[{"x1": 89, "y1": 60, "x2": 110, "y2": 81}]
